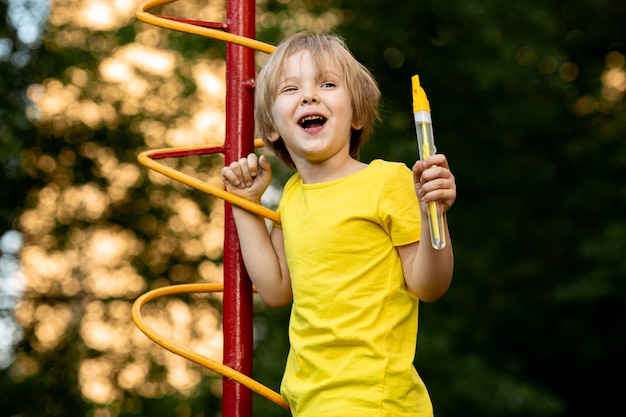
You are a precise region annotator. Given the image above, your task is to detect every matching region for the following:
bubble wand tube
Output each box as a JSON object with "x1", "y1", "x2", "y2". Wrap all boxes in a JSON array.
[{"x1": 412, "y1": 75, "x2": 446, "y2": 249}]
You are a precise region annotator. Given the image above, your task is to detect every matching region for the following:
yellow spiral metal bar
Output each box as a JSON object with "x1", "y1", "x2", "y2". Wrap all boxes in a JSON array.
[
  {"x1": 132, "y1": 283, "x2": 290, "y2": 410},
  {"x1": 136, "y1": 0, "x2": 276, "y2": 54},
  {"x1": 137, "y1": 141, "x2": 281, "y2": 225},
  {"x1": 134, "y1": 0, "x2": 286, "y2": 410},
  {"x1": 135, "y1": 0, "x2": 280, "y2": 224}
]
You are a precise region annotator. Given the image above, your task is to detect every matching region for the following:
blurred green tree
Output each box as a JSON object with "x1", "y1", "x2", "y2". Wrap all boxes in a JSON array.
[
  {"x1": 331, "y1": 1, "x2": 626, "y2": 416},
  {"x1": 1, "y1": 0, "x2": 625, "y2": 417}
]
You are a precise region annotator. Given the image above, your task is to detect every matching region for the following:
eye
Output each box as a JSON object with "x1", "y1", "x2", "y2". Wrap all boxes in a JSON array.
[
  {"x1": 280, "y1": 85, "x2": 298, "y2": 94},
  {"x1": 321, "y1": 82, "x2": 336, "y2": 88}
]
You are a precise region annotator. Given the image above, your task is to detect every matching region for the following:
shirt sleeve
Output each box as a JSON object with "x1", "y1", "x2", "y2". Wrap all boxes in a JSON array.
[
  {"x1": 378, "y1": 163, "x2": 421, "y2": 246},
  {"x1": 274, "y1": 173, "x2": 300, "y2": 229}
]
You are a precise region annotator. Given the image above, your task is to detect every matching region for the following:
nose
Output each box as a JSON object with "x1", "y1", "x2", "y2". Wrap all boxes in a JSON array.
[{"x1": 301, "y1": 88, "x2": 318, "y2": 104}]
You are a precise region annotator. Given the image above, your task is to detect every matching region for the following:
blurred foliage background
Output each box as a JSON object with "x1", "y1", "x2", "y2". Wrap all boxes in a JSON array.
[{"x1": 1, "y1": 0, "x2": 624, "y2": 416}]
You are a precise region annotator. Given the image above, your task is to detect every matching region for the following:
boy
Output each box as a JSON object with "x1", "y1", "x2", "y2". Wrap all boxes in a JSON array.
[{"x1": 221, "y1": 32, "x2": 456, "y2": 417}]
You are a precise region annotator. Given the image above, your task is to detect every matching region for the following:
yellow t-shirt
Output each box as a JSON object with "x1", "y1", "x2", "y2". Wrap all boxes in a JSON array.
[{"x1": 277, "y1": 160, "x2": 433, "y2": 417}]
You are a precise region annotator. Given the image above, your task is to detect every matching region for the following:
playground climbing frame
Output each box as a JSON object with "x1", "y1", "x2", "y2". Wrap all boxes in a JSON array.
[{"x1": 131, "y1": 0, "x2": 287, "y2": 415}]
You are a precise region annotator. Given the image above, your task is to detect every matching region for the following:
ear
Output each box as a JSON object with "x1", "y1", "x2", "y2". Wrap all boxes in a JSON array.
[
  {"x1": 351, "y1": 109, "x2": 365, "y2": 130},
  {"x1": 352, "y1": 119, "x2": 364, "y2": 131},
  {"x1": 268, "y1": 131, "x2": 281, "y2": 142}
]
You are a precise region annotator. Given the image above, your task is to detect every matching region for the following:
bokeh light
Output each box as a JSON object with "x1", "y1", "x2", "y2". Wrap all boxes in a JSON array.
[{"x1": 13, "y1": 0, "x2": 235, "y2": 407}]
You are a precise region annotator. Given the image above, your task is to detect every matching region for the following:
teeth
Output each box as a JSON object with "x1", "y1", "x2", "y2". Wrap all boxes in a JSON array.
[
  {"x1": 299, "y1": 114, "x2": 327, "y2": 129},
  {"x1": 300, "y1": 115, "x2": 323, "y2": 122}
]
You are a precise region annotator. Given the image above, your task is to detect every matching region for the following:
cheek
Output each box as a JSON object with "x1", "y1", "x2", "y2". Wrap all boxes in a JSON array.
[
  {"x1": 270, "y1": 101, "x2": 283, "y2": 124},
  {"x1": 271, "y1": 98, "x2": 297, "y2": 122},
  {"x1": 269, "y1": 103, "x2": 290, "y2": 137}
]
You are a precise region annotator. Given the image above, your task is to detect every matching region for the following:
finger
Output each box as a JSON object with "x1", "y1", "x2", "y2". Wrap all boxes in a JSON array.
[
  {"x1": 227, "y1": 160, "x2": 250, "y2": 188},
  {"x1": 247, "y1": 153, "x2": 260, "y2": 177},
  {"x1": 429, "y1": 188, "x2": 456, "y2": 210},
  {"x1": 420, "y1": 177, "x2": 449, "y2": 195},
  {"x1": 419, "y1": 177, "x2": 456, "y2": 207},
  {"x1": 420, "y1": 165, "x2": 455, "y2": 184},
  {"x1": 237, "y1": 157, "x2": 256, "y2": 186},
  {"x1": 259, "y1": 154, "x2": 272, "y2": 174},
  {"x1": 420, "y1": 186, "x2": 451, "y2": 205},
  {"x1": 424, "y1": 154, "x2": 449, "y2": 170},
  {"x1": 412, "y1": 160, "x2": 424, "y2": 182},
  {"x1": 221, "y1": 166, "x2": 241, "y2": 188}
]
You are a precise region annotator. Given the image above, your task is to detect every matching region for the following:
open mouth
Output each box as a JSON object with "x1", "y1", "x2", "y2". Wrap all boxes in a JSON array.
[{"x1": 298, "y1": 115, "x2": 327, "y2": 130}]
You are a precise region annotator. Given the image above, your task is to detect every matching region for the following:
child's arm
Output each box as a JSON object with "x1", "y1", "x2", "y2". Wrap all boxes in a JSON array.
[
  {"x1": 221, "y1": 154, "x2": 292, "y2": 307},
  {"x1": 398, "y1": 154, "x2": 456, "y2": 302}
]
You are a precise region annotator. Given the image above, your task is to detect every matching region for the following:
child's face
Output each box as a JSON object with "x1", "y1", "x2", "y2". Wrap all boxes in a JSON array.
[{"x1": 269, "y1": 50, "x2": 362, "y2": 167}]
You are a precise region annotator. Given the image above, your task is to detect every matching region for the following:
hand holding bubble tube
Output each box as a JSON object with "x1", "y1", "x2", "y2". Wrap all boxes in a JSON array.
[{"x1": 412, "y1": 75, "x2": 446, "y2": 250}]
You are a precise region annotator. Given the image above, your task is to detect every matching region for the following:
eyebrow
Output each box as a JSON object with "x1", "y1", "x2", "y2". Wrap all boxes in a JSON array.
[{"x1": 279, "y1": 70, "x2": 342, "y2": 84}]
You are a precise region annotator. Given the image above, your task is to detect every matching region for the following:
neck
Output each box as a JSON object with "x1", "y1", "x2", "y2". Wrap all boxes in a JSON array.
[{"x1": 295, "y1": 156, "x2": 367, "y2": 184}]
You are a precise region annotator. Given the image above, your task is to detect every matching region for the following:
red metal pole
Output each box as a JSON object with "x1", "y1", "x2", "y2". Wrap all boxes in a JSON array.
[{"x1": 222, "y1": 0, "x2": 255, "y2": 416}]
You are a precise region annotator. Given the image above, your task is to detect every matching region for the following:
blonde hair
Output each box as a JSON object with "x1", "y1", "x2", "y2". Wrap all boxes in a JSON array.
[{"x1": 255, "y1": 32, "x2": 381, "y2": 170}]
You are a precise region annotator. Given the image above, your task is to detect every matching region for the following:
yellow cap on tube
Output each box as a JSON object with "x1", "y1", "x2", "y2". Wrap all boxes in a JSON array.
[{"x1": 412, "y1": 75, "x2": 430, "y2": 113}]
